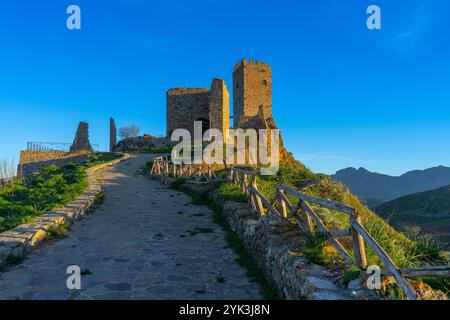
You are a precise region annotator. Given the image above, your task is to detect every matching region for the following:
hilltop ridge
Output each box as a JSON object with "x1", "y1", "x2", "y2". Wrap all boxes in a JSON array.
[{"x1": 332, "y1": 166, "x2": 450, "y2": 202}]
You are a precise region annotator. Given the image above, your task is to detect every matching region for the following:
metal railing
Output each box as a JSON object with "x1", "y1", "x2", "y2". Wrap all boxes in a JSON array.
[{"x1": 26, "y1": 142, "x2": 100, "y2": 152}]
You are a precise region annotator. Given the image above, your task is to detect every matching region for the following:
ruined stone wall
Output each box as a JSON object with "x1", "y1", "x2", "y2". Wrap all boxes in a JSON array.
[
  {"x1": 209, "y1": 79, "x2": 230, "y2": 141},
  {"x1": 115, "y1": 136, "x2": 171, "y2": 153},
  {"x1": 233, "y1": 59, "x2": 273, "y2": 127},
  {"x1": 70, "y1": 121, "x2": 93, "y2": 152},
  {"x1": 110, "y1": 118, "x2": 117, "y2": 152},
  {"x1": 166, "y1": 88, "x2": 210, "y2": 138},
  {"x1": 18, "y1": 150, "x2": 91, "y2": 177}
]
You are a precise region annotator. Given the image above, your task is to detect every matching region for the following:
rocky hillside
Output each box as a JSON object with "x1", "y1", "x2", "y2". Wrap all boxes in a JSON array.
[{"x1": 332, "y1": 166, "x2": 450, "y2": 203}]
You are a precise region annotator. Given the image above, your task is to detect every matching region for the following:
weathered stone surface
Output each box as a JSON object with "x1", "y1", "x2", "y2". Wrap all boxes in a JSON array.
[
  {"x1": 70, "y1": 122, "x2": 93, "y2": 152},
  {"x1": 110, "y1": 118, "x2": 117, "y2": 152},
  {"x1": 18, "y1": 150, "x2": 90, "y2": 177},
  {"x1": 233, "y1": 58, "x2": 272, "y2": 125},
  {"x1": 311, "y1": 291, "x2": 348, "y2": 300},
  {"x1": 209, "y1": 79, "x2": 230, "y2": 141},
  {"x1": 0, "y1": 154, "x2": 261, "y2": 300},
  {"x1": 348, "y1": 279, "x2": 362, "y2": 291},
  {"x1": 115, "y1": 136, "x2": 170, "y2": 153},
  {"x1": 301, "y1": 276, "x2": 339, "y2": 297},
  {"x1": 166, "y1": 88, "x2": 211, "y2": 137}
]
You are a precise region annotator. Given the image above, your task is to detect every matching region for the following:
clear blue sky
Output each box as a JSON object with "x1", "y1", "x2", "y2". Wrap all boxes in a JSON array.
[{"x1": 0, "y1": 0, "x2": 449, "y2": 175}]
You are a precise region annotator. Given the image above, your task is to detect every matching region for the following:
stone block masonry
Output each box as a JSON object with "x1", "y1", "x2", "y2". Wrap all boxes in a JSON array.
[
  {"x1": 70, "y1": 121, "x2": 93, "y2": 152},
  {"x1": 110, "y1": 117, "x2": 117, "y2": 152},
  {"x1": 233, "y1": 58, "x2": 273, "y2": 126},
  {"x1": 209, "y1": 78, "x2": 230, "y2": 141},
  {"x1": 166, "y1": 88, "x2": 211, "y2": 137},
  {"x1": 18, "y1": 150, "x2": 91, "y2": 177},
  {"x1": 165, "y1": 58, "x2": 275, "y2": 139}
]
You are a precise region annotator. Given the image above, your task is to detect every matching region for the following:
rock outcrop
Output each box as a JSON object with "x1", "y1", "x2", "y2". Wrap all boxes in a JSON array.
[{"x1": 115, "y1": 136, "x2": 170, "y2": 153}]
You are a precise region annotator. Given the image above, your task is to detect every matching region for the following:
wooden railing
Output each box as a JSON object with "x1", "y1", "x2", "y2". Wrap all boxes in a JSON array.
[
  {"x1": 150, "y1": 160, "x2": 450, "y2": 300},
  {"x1": 151, "y1": 157, "x2": 219, "y2": 183}
]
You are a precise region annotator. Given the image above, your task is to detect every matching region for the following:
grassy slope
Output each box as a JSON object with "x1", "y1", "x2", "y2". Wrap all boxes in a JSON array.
[
  {"x1": 218, "y1": 161, "x2": 444, "y2": 269},
  {"x1": 358, "y1": 196, "x2": 387, "y2": 209},
  {"x1": 375, "y1": 185, "x2": 450, "y2": 219},
  {"x1": 0, "y1": 152, "x2": 121, "y2": 233},
  {"x1": 374, "y1": 185, "x2": 450, "y2": 249}
]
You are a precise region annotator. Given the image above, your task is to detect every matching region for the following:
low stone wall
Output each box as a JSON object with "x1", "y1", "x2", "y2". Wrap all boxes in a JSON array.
[
  {"x1": 114, "y1": 136, "x2": 170, "y2": 153},
  {"x1": 152, "y1": 176, "x2": 366, "y2": 300},
  {"x1": 0, "y1": 154, "x2": 131, "y2": 268},
  {"x1": 18, "y1": 150, "x2": 92, "y2": 177},
  {"x1": 212, "y1": 195, "x2": 361, "y2": 300}
]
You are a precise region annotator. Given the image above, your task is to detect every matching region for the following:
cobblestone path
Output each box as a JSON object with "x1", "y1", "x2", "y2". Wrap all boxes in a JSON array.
[{"x1": 0, "y1": 154, "x2": 262, "y2": 300}]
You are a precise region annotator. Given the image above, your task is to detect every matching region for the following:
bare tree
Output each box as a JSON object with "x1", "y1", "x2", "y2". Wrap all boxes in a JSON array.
[{"x1": 118, "y1": 125, "x2": 141, "y2": 140}]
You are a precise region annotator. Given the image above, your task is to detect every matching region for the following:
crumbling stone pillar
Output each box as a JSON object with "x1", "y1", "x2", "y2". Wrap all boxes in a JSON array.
[
  {"x1": 209, "y1": 78, "x2": 230, "y2": 143},
  {"x1": 110, "y1": 117, "x2": 117, "y2": 152},
  {"x1": 70, "y1": 121, "x2": 93, "y2": 152}
]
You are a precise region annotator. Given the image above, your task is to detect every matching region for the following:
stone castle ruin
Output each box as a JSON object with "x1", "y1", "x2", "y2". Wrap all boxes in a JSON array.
[
  {"x1": 166, "y1": 58, "x2": 292, "y2": 162},
  {"x1": 166, "y1": 58, "x2": 277, "y2": 138}
]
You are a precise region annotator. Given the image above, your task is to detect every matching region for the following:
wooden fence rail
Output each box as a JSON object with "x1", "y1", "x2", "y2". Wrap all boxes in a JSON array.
[
  {"x1": 150, "y1": 161, "x2": 450, "y2": 300},
  {"x1": 151, "y1": 157, "x2": 219, "y2": 184}
]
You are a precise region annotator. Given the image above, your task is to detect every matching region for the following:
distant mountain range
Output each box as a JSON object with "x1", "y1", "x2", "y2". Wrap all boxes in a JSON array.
[
  {"x1": 332, "y1": 166, "x2": 450, "y2": 204},
  {"x1": 374, "y1": 185, "x2": 450, "y2": 249}
]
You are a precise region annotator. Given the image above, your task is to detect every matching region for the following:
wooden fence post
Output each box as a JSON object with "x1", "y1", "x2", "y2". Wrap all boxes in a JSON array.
[
  {"x1": 251, "y1": 175, "x2": 264, "y2": 216},
  {"x1": 278, "y1": 190, "x2": 288, "y2": 218},
  {"x1": 208, "y1": 165, "x2": 212, "y2": 181},
  {"x1": 243, "y1": 174, "x2": 249, "y2": 195},
  {"x1": 298, "y1": 200, "x2": 314, "y2": 233},
  {"x1": 351, "y1": 211, "x2": 368, "y2": 269}
]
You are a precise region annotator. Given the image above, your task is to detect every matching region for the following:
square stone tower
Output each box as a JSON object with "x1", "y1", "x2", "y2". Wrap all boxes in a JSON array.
[
  {"x1": 166, "y1": 88, "x2": 211, "y2": 137},
  {"x1": 232, "y1": 58, "x2": 272, "y2": 127},
  {"x1": 209, "y1": 78, "x2": 230, "y2": 141}
]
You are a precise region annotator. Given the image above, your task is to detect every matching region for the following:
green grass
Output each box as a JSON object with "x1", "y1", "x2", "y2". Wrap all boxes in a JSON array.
[
  {"x1": 250, "y1": 164, "x2": 443, "y2": 269},
  {"x1": 0, "y1": 164, "x2": 88, "y2": 232},
  {"x1": 217, "y1": 183, "x2": 248, "y2": 203},
  {"x1": 421, "y1": 277, "x2": 450, "y2": 294},
  {"x1": 0, "y1": 152, "x2": 121, "y2": 233},
  {"x1": 45, "y1": 223, "x2": 69, "y2": 240},
  {"x1": 341, "y1": 266, "x2": 361, "y2": 286},
  {"x1": 302, "y1": 232, "x2": 339, "y2": 266},
  {"x1": 95, "y1": 192, "x2": 105, "y2": 205},
  {"x1": 85, "y1": 152, "x2": 122, "y2": 167},
  {"x1": 374, "y1": 185, "x2": 450, "y2": 249}
]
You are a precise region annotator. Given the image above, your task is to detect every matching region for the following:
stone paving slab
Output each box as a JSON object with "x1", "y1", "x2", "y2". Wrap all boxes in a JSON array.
[{"x1": 0, "y1": 154, "x2": 262, "y2": 300}]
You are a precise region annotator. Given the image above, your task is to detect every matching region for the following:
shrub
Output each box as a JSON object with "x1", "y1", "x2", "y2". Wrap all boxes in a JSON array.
[{"x1": 46, "y1": 223, "x2": 69, "y2": 240}]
